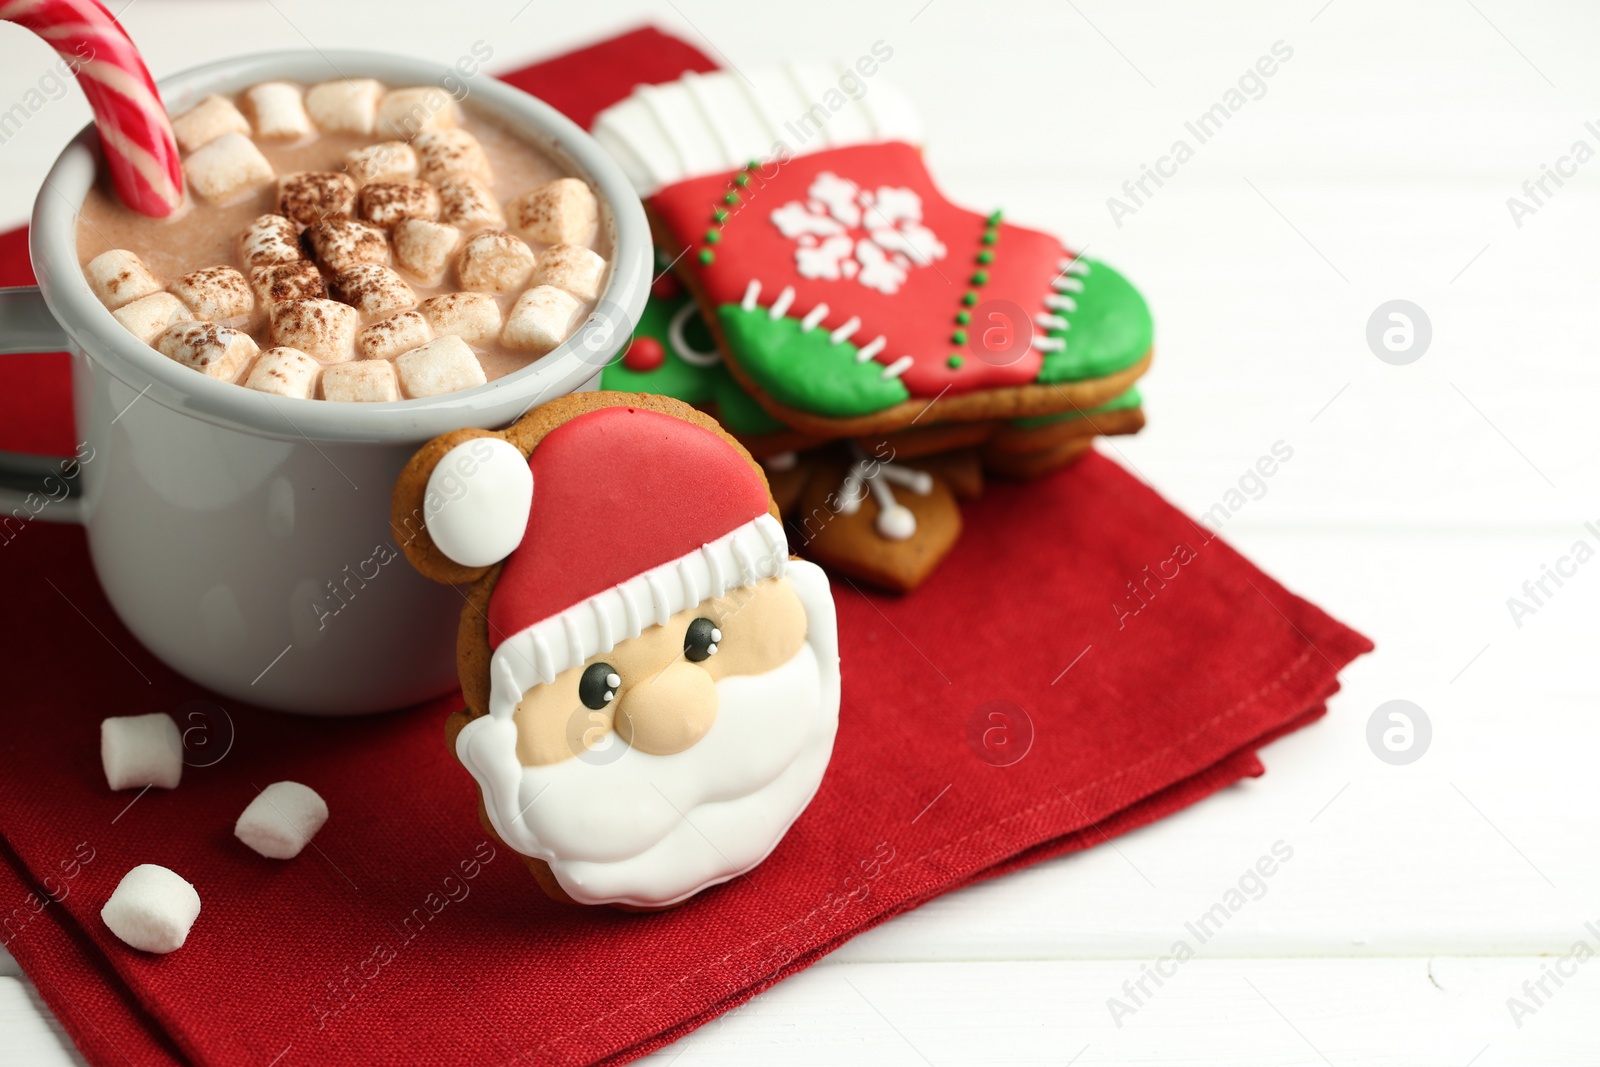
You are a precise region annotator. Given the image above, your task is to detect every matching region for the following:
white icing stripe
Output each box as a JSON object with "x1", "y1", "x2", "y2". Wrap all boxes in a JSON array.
[
  {"x1": 682, "y1": 70, "x2": 742, "y2": 168},
  {"x1": 1054, "y1": 277, "x2": 1085, "y2": 293},
  {"x1": 561, "y1": 613, "x2": 582, "y2": 665},
  {"x1": 1045, "y1": 294, "x2": 1078, "y2": 313},
  {"x1": 532, "y1": 632, "x2": 555, "y2": 686},
  {"x1": 829, "y1": 316, "x2": 861, "y2": 344},
  {"x1": 769, "y1": 285, "x2": 796, "y2": 319},
  {"x1": 678, "y1": 558, "x2": 700, "y2": 608},
  {"x1": 1036, "y1": 313, "x2": 1069, "y2": 331},
  {"x1": 856, "y1": 335, "x2": 886, "y2": 362},
  {"x1": 1033, "y1": 337, "x2": 1067, "y2": 352},
  {"x1": 646, "y1": 573, "x2": 672, "y2": 627},
  {"x1": 880, "y1": 355, "x2": 914, "y2": 380},
  {"x1": 593, "y1": 597, "x2": 614, "y2": 655},
  {"x1": 800, "y1": 302, "x2": 829, "y2": 332},
  {"x1": 591, "y1": 67, "x2": 923, "y2": 195},
  {"x1": 741, "y1": 279, "x2": 761, "y2": 311}
]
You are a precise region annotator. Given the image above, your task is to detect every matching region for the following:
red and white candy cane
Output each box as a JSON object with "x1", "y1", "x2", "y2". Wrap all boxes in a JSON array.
[{"x1": 2, "y1": 0, "x2": 182, "y2": 217}]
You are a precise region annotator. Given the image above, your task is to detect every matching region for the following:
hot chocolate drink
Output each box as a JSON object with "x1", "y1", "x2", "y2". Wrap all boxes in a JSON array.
[{"x1": 76, "y1": 78, "x2": 613, "y2": 401}]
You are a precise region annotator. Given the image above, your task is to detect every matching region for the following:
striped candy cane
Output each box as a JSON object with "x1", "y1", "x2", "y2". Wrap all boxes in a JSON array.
[{"x1": 2, "y1": 0, "x2": 183, "y2": 216}]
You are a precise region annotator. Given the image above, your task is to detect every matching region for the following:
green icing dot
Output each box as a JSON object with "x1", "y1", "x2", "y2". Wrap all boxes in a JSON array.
[
  {"x1": 955, "y1": 310, "x2": 971, "y2": 325},
  {"x1": 723, "y1": 191, "x2": 740, "y2": 205},
  {"x1": 981, "y1": 230, "x2": 997, "y2": 245},
  {"x1": 698, "y1": 249, "x2": 715, "y2": 265},
  {"x1": 951, "y1": 329, "x2": 967, "y2": 344},
  {"x1": 1034, "y1": 259, "x2": 1154, "y2": 384},
  {"x1": 718, "y1": 303, "x2": 910, "y2": 417},
  {"x1": 704, "y1": 229, "x2": 721, "y2": 244},
  {"x1": 947, "y1": 355, "x2": 964, "y2": 369},
  {"x1": 746, "y1": 158, "x2": 760, "y2": 170},
  {"x1": 962, "y1": 292, "x2": 978, "y2": 307},
  {"x1": 713, "y1": 209, "x2": 728, "y2": 222},
  {"x1": 971, "y1": 270, "x2": 989, "y2": 286},
  {"x1": 735, "y1": 173, "x2": 750, "y2": 187},
  {"x1": 988, "y1": 209, "x2": 1003, "y2": 225},
  {"x1": 976, "y1": 250, "x2": 994, "y2": 265}
]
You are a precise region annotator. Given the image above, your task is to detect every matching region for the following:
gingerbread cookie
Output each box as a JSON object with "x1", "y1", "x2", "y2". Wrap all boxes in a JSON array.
[
  {"x1": 982, "y1": 388, "x2": 1144, "y2": 479},
  {"x1": 787, "y1": 445, "x2": 966, "y2": 593},
  {"x1": 391, "y1": 393, "x2": 841, "y2": 909},
  {"x1": 592, "y1": 65, "x2": 1154, "y2": 438}
]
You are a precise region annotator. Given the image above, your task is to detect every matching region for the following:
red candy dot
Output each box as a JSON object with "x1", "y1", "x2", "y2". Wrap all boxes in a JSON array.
[
  {"x1": 623, "y1": 336, "x2": 665, "y2": 372},
  {"x1": 651, "y1": 273, "x2": 683, "y2": 300}
]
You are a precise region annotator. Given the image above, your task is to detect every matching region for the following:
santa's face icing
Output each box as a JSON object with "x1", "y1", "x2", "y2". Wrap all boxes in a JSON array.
[
  {"x1": 457, "y1": 562, "x2": 838, "y2": 908},
  {"x1": 418, "y1": 403, "x2": 842, "y2": 907},
  {"x1": 512, "y1": 576, "x2": 808, "y2": 764}
]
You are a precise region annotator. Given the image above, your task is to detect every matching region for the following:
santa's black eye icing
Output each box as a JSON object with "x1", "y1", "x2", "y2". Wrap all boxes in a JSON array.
[
  {"x1": 684, "y1": 618, "x2": 721, "y2": 662},
  {"x1": 579, "y1": 663, "x2": 622, "y2": 710}
]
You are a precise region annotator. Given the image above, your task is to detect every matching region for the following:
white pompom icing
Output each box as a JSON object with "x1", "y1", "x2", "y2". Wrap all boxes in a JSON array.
[
  {"x1": 424, "y1": 437, "x2": 533, "y2": 567},
  {"x1": 100, "y1": 864, "x2": 201, "y2": 954}
]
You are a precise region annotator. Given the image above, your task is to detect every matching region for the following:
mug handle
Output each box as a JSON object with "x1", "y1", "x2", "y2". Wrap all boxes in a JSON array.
[{"x1": 0, "y1": 286, "x2": 85, "y2": 525}]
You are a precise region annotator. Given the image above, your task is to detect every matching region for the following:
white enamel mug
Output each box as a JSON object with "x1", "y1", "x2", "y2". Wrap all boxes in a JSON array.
[{"x1": 0, "y1": 51, "x2": 650, "y2": 714}]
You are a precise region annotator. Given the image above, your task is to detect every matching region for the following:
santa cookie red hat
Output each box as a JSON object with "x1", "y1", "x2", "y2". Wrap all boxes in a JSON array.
[{"x1": 421, "y1": 405, "x2": 791, "y2": 718}]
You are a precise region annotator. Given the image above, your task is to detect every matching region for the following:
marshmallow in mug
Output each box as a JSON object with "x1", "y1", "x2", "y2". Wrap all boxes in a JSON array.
[{"x1": 80, "y1": 79, "x2": 612, "y2": 402}]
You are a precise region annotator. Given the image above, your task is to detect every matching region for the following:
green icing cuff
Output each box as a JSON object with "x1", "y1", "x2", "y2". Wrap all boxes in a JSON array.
[
  {"x1": 718, "y1": 303, "x2": 910, "y2": 418},
  {"x1": 1010, "y1": 386, "x2": 1142, "y2": 429},
  {"x1": 1036, "y1": 260, "x2": 1153, "y2": 384}
]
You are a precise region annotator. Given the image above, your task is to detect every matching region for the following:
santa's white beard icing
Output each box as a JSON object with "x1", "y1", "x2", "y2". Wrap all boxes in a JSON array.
[{"x1": 425, "y1": 403, "x2": 842, "y2": 908}]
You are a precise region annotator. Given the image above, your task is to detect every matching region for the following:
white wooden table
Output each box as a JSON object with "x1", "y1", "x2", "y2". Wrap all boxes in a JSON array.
[{"x1": 3, "y1": 1, "x2": 1598, "y2": 1062}]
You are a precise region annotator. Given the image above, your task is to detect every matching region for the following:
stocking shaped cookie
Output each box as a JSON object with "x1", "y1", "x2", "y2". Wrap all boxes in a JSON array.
[
  {"x1": 391, "y1": 393, "x2": 841, "y2": 909},
  {"x1": 593, "y1": 65, "x2": 1153, "y2": 438}
]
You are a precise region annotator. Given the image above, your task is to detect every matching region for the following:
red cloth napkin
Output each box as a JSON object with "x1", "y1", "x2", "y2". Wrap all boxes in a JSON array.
[{"x1": 0, "y1": 27, "x2": 1372, "y2": 1067}]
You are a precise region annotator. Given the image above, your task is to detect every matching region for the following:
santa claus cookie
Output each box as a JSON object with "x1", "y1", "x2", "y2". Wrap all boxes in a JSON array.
[
  {"x1": 592, "y1": 65, "x2": 1154, "y2": 438},
  {"x1": 391, "y1": 393, "x2": 841, "y2": 909}
]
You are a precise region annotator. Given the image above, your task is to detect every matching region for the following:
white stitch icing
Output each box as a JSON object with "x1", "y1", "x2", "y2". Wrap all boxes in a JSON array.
[
  {"x1": 1036, "y1": 313, "x2": 1069, "y2": 331},
  {"x1": 740, "y1": 279, "x2": 761, "y2": 311},
  {"x1": 829, "y1": 316, "x2": 861, "y2": 344},
  {"x1": 880, "y1": 355, "x2": 914, "y2": 380},
  {"x1": 856, "y1": 335, "x2": 886, "y2": 363},
  {"x1": 1045, "y1": 294, "x2": 1078, "y2": 314},
  {"x1": 1033, "y1": 337, "x2": 1067, "y2": 352},
  {"x1": 1053, "y1": 277, "x2": 1084, "y2": 294},
  {"x1": 769, "y1": 285, "x2": 796, "y2": 320},
  {"x1": 800, "y1": 302, "x2": 829, "y2": 332}
]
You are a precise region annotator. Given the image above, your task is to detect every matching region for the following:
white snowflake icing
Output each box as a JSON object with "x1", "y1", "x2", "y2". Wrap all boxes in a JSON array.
[{"x1": 769, "y1": 172, "x2": 947, "y2": 295}]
